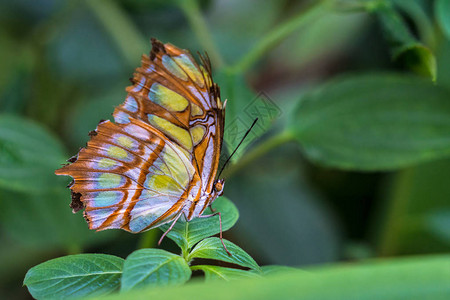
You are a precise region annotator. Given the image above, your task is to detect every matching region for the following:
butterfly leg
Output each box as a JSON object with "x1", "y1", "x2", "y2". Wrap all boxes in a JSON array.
[
  {"x1": 199, "y1": 212, "x2": 232, "y2": 256},
  {"x1": 158, "y1": 213, "x2": 183, "y2": 246}
]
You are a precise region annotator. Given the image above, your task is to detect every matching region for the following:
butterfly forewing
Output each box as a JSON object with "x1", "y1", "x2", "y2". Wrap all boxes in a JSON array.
[{"x1": 55, "y1": 39, "x2": 225, "y2": 233}]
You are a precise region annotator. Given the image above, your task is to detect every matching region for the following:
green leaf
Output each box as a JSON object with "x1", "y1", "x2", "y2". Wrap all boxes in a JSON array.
[
  {"x1": 160, "y1": 197, "x2": 239, "y2": 252},
  {"x1": 191, "y1": 265, "x2": 261, "y2": 282},
  {"x1": 121, "y1": 249, "x2": 191, "y2": 291},
  {"x1": 90, "y1": 255, "x2": 450, "y2": 300},
  {"x1": 24, "y1": 254, "x2": 124, "y2": 299},
  {"x1": 0, "y1": 114, "x2": 66, "y2": 192},
  {"x1": 289, "y1": 73, "x2": 450, "y2": 170},
  {"x1": 395, "y1": 44, "x2": 437, "y2": 82},
  {"x1": 369, "y1": 1, "x2": 436, "y2": 80},
  {"x1": 188, "y1": 237, "x2": 260, "y2": 271},
  {"x1": 436, "y1": 0, "x2": 450, "y2": 40}
]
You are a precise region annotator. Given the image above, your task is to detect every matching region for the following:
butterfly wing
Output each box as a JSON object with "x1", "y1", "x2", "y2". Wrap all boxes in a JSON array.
[
  {"x1": 56, "y1": 118, "x2": 195, "y2": 232},
  {"x1": 55, "y1": 39, "x2": 224, "y2": 232},
  {"x1": 114, "y1": 39, "x2": 225, "y2": 219}
]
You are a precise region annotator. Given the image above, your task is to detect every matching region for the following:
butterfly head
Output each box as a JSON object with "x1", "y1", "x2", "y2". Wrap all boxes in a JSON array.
[{"x1": 213, "y1": 179, "x2": 225, "y2": 197}]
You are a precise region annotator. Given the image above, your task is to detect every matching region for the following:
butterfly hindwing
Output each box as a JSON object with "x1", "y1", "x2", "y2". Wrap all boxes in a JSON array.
[{"x1": 56, "y1": 117, "x2": 198, "y2": 232}]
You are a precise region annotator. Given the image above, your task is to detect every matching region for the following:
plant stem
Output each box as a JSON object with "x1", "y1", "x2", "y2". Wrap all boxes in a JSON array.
[
  {"x1": 181, "y1": 222, "x2": 190, "y2": 261},
  {"x1": 137, "y1": 229, "x2": 159, "y2": 249},
  {"x1": 85, "y1": 0, "x2": 148, "y2": 67},
  {"x1": 178, "y1": 0, "x2": 224, "y2": 68},
  {"x1": 377, "y1": 168, "x2": 414, "y2": 256},
  {"x1": 66, "y1": 243, "x2": 82, "y2": 255},
  {"x1": 222, "y1": 130, "x2": 294, "y2": 178},
  {"x1": 226, "y1": 0, "x2": 333, "y2": 75}
]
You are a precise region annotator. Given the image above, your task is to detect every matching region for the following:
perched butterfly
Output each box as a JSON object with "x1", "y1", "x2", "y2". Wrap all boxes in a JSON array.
[{"x1": 55, "y1": 38, "x2": 230, "y2": 253}]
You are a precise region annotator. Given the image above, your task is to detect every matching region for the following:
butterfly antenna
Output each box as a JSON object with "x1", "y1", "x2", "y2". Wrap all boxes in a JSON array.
[{"x1": 217, "y1": 118, "x2": 258, "y2": 179}]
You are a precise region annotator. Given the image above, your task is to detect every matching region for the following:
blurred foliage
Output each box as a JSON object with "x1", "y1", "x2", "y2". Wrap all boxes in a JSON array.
[
  {"x1": 1, "y1": 0, "x2": 450, "y2": 299},
  {"x1": 97, "y1": 255, "x2": 450, "y2": 299}
]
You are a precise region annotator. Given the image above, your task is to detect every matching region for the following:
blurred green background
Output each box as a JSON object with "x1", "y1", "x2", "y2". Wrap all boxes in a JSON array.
[{"x1": 1, "y1": 0, "x2": 450, "y2": 299}]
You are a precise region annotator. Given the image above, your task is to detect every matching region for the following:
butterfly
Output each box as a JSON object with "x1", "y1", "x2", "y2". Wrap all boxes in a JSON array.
[{"x1": 55, "y1": 38, "x2": 230, "y2": 253}]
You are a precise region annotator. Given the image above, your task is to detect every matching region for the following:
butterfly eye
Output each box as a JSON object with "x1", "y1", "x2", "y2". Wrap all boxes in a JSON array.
[{"x1": 214, "y1": 179, "x2": 225, "y2": 196}]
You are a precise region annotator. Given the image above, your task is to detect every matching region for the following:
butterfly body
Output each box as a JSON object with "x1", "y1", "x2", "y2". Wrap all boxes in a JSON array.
[{"x1": 56, "y1": 39, "x2": 226, "y2": 234}]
